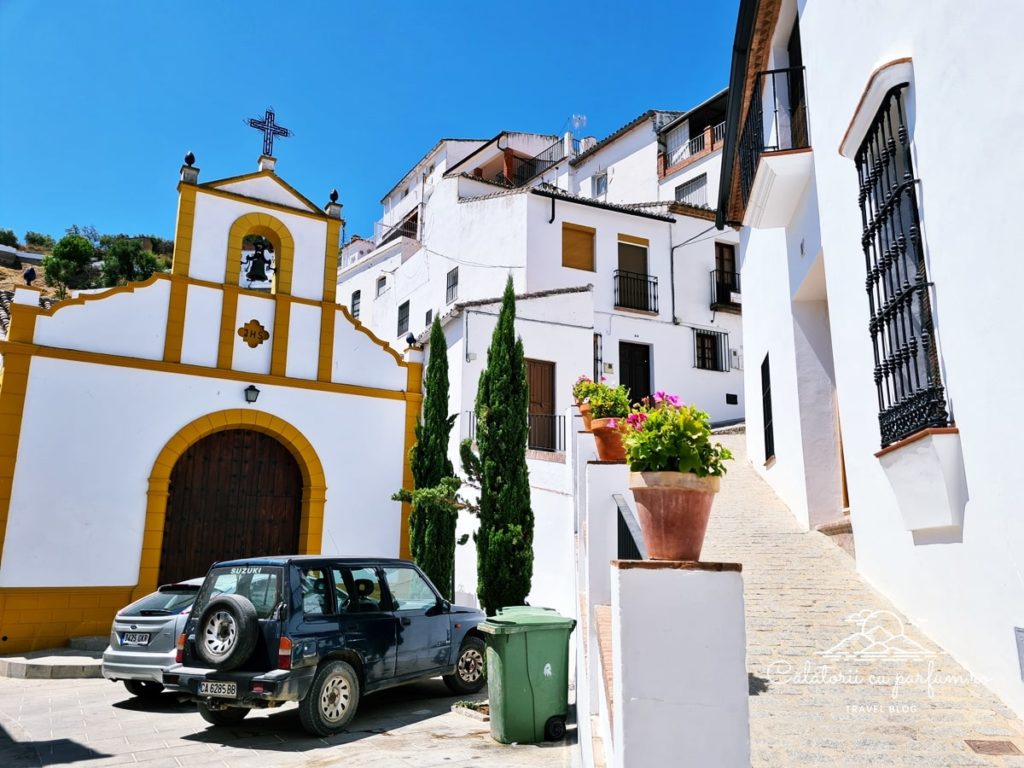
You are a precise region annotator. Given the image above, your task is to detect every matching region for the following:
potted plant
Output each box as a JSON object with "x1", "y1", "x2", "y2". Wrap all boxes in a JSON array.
[
  {"x1": 621, "y1": 392, "x2": 732, "y2": 560},
  {"x1": 588, "y1": 383, "x2": 631, "y2": 461},
  {"x1": 572, "y1": 375, "x2": 600, "y2": 430}
]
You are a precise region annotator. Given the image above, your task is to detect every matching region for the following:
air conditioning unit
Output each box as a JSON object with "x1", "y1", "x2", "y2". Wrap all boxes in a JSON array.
[{"x1": 730, "y1": 348, "x2": 743, "y2": 371}]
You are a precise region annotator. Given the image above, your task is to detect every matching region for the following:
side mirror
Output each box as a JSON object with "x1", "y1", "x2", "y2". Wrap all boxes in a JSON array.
[{"x1": 437, "y1": 598, "x2": 451, "y2": 613}]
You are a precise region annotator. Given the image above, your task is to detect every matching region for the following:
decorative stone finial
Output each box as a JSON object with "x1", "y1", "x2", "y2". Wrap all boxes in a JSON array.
[
  {"x1": 180, "y1": 151, "x2": 200, "y2": 184},
  {"x1": 330, "y1": 188, "x2": 339, "y2": 203}
]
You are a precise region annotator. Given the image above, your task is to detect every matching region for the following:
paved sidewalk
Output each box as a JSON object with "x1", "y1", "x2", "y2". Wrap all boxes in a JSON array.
[
  {"x1": 703, "y1": 433, "x2": 1024, "y2": 766},
  {"x1": 0, "y1": 676, "x2": 574, "y2": 767}
]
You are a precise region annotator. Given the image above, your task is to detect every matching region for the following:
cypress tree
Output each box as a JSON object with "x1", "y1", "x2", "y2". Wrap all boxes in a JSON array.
[
  {"x1": 400, "y1": 317, "x2": 458, "y2": 599},
  {"x1": 411, "y1": 317, "x2": 455, "y2": 489},
  {"x1": 471, "y1": 276, "x2": 533, "y2": 614}
]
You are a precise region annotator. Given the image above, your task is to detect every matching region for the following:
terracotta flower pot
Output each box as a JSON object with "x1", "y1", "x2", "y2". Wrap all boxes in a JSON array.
[
  {"x1": 591, "y1": 417, "x2": 626, "y2": 462},
  {"x1": 629, "y1": 472, "x2": 721, "y2": 560},
  {"x1": 579, "y1": 402, "x2": 594, "y2": 431}
]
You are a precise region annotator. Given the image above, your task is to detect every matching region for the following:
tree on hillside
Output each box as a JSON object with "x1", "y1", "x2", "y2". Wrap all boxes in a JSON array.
[
  {"x1": 101, "y1": 238, "x2": 160, "y2": 286},
  {"x1": 24, "y1": 231, "x2": 55, "y2": 250},
  {"x1": 65, "y1": 224, "x2": 101, "y2": 249},
  {"x1": 460, "y1": 276, "x2": 533, "y2": 614},
  {"x1": 394, "y1": 317, "x2": 459, "y2": 600},
  {"x1": 0, "y1": 229, "x2": 18, "y2": 248},
  {"x1": 43, "y1": 234, "x2": 95, "y2": 298}
]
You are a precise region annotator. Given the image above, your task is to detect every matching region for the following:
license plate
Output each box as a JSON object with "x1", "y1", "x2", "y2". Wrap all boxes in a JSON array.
[
  {"x1": 121, "y1": 632, "x2": 150, "y2": 646},
  {"x1": 199, "y1": 681, "x2": 237, "y2": 698}
]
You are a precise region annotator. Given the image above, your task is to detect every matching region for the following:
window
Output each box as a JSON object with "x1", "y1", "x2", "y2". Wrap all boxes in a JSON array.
[
  {"x1": 675, "y1": 173, "x2": 708, "y2": 207},
  {"x1": 694, "y1": 329, "x2": 729, "y2": 372},
  {"x1": 376, "y1": 276, "x2": 386, "y2": 297},
  {"x1": 332, "y1": 566, "x2": 384, "y2": 613},
  {"x1": 301, "y1": 568, "x2": 329, "y2": 616},
  {"x1": 593, "y1": 333, "x2": 603, "y2": 382},
  {"x1": 562, "y1": 222, "x2": 596, "y2": 271},
  {"x1": 446, "y1": 267, "x2": 459, "y2": 303},
  {"x1": 761, "y1": 354, "x2": 774, "y2": 460},
  {"x1": 593, "y1": 172, "x2": 608, "y2": 198},
  {"x1": 425, "y1": 309, "x2": 432, "y2": 327},
  {"x1": 397, "y1": 301, "x2": 409, "y2": 336},
  {"x1": 383, "y1": 566, "x2": 438, "y2": 611},
  {"x1": 350, "y1": 290, "x2": 361, "y2": 319},
  {"x1": 856, "y1": 84, "x2": 948, "y2": 447}
]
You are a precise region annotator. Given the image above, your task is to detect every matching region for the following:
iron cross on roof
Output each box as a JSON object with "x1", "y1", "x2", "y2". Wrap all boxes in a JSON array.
[{"x1": 247, "y1": 107, "x2": 293, "y2": 157}]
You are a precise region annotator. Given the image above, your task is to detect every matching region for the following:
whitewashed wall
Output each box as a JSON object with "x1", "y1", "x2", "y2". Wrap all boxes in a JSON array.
[
  {"x1": 741, "y1": 0, "x2": 1024, "y2": 718},
  {"x1": 0, "y1": 357, "x2": 406, "y2": 587}
]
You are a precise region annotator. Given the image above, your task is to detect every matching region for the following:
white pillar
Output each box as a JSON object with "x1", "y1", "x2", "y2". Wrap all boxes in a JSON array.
[{"x1": 611, "y1": 561, "x2": 751, "y2": 768}]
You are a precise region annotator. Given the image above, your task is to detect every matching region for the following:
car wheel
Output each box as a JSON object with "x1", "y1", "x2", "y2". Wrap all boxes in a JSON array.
[
  {"x1": 443, "y1": 636, "x2": 486, "y2": 694},
  {"x1": 197, "y1": 702, "x2": 249, "y2": 726},
  {"x1": 298, "y1": 660, "x2": 360, "y2": 736},
  {"x1": 123, "y1": 680, "x2": 164, "y2": 698},
  {"x1": 194, "y1": 594, "x2": 258, "y2": 671}
]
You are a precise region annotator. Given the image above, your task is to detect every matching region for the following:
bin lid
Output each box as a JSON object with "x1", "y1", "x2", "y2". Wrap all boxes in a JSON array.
[{"x1": 479, "y1": 611, "x2": 577, "y2": 635}]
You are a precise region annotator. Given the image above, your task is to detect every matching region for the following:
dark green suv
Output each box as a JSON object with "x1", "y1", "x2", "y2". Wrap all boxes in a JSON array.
[{"x1": 163, "y1": 556, "x2": 486, "y2": 736}]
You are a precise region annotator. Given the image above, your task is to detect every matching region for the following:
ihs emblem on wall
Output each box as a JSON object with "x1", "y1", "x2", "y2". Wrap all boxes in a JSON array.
[{"x1": 237, "y1": 319, "x2": 270, "y2": 348}]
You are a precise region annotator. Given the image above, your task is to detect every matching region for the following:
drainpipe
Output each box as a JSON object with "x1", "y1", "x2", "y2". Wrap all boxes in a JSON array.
[{"x1": 548, "y1": 195, "x2": 556, "y2": 223}]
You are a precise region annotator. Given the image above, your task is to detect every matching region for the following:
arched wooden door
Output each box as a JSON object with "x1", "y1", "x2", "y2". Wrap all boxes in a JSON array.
[{"x1": 158, "y1": 429, "x2": 302, "y2": 584}]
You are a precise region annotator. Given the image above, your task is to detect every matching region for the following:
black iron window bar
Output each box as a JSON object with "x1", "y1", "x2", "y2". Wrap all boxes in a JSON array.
[
  {"x1": 502, "y1": 138, "x2": 570, "y2": 187},
  {"x1": 710, "y1": 269, "x2": 741, "y2": 306},
  {"x1": 856, "y1": 84, "x2": 948, "y2": 447},
  {"x1": 738, "y1": 66, "x2": 811, "y2": 207},
  {"x1": 593, "y1": 333, "x2": 603, "y2": 382},
  {"x1": 694, "y1": 328, "x2": 730, "y2": 372},
  {"x1": 446, "y1": 267, "x2": 459, "y2": 304},
  {"x1": 464, "y1": 411, "x2": 565, "y2": 453},
  {"x1": 614, "y1": 270, "x2": 659, "y2": 313}
]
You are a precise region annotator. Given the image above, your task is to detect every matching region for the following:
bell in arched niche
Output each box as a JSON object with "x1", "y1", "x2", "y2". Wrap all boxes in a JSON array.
[{"x1": 241, "y1": 236, "x2": 274, "y2": 289}]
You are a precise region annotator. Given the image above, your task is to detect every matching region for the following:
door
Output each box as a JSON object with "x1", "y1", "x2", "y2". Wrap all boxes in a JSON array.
[
  {"x1": 332, "y1": 565, "x2": 397, "y2": 686},
  {"x1": 527, "y1": 359, "x2": 556, "y2": 451},
  {"x1": 787, "y1": 18, "x2": 808, "y2": 147},
  {"x1": 383, "y1": 565, "x2": 450, "y2": 678},
  {"x1": 159, "y1": 430, "x2": 302, "y2": 584},
  {"x1": 715, "y1": 243, "x2": 738, "y2": 304},
  {"x1": 619, "y1": 342, "x2": 652, "y2": 405}
]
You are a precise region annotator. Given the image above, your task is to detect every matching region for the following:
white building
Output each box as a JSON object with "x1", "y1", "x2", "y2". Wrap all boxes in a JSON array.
[
  {"x1": 337, "y1": 96, "x2": 744, "y2": 611},
  {"x1": 0, "y1": 154, "x2": 421, "y2": 652},
  {"x1": 717, "y1": 0, "x2": 1024, "y2": 718}
]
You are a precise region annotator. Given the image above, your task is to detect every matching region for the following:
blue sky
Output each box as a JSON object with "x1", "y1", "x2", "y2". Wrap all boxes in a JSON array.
[{"x1": 0, "y1": 1, "x2": 738, "y2": 244}]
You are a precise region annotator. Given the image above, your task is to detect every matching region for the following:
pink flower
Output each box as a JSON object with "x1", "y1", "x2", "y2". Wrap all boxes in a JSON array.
[
  {"x1": 653, "y1": 390, "x2": 667, "y2": 404},
  {"x1": 600, "y1": 375, "x2": 607, "y2": 382},
  {"x1": 626, "y1": 412, "x2": 648, "y2": 431},
  {"x1": 607, "y1": 418, "x2": 618, "y2": 429},
  {"x1": 666, "y1": 394, "x2": 682, "y2": 407}
]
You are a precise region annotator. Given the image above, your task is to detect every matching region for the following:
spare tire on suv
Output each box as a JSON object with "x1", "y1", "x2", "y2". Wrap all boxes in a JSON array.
[{"x1": 194, "y1": 594, "x2": 258, "y2": 671}]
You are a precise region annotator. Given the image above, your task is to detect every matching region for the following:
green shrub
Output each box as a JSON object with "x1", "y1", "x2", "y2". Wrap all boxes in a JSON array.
[
  {"x1": 621, "y1": 392, "x2": 733, "y2": 476},
  {"x1": 588, "y1": 382, "x2": 631, "y2": 419}
]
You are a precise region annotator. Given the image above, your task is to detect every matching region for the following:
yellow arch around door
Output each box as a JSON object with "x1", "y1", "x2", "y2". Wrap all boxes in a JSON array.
[{"x1": 136, "y1": 409, "x2": 326, "y2": 600}]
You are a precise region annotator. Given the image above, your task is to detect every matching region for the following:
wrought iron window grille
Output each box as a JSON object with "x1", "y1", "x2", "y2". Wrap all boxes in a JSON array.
[{"x1": 855, "y1": 84, "x2": 949, "y2": 447}]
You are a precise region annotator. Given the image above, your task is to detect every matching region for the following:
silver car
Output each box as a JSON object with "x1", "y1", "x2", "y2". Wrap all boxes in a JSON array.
[{"x1": 102, "y1": 578, "x2": 204, "y2": 697}]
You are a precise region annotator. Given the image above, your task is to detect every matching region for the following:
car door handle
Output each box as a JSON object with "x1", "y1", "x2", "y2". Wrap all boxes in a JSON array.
[{"x1": 401, "y1": 617, "x2": 411, "y2": 626}]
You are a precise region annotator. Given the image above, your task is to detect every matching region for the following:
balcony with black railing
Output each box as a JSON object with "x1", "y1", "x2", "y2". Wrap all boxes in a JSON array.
[
  {"x1": 738, "y1": 66, "x2": 811, "y2": 215},
  {"x1": 710, "y1": 269, "x2": 742, "y2": 313},
  {"x1": 500, "y1": 138, "x2": 571, "y2": 187},
  {"x1": 614, "y1": 270, "x2": 658, "y2": 313},
  {"x1": 465, "y1": 411, "x2": 565, "y2": 453}
]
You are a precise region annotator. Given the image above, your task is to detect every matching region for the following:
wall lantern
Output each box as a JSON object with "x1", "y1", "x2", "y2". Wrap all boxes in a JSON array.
[{"x1": 244, "y1": 385, "x2": 260, "y2": 404}]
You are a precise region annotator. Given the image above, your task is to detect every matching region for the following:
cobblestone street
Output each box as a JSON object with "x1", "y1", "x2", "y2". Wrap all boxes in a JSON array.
[
  {"x1": 703, "y1": 433, "x2": 1024, "y2": 766},
  {"x1": 0, "y1": 677, "x2": 574, "y2": 767}
]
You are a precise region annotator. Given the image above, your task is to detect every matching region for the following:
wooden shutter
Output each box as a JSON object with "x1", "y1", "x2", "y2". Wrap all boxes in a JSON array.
[{"x1": 562, "y1": 223, "x2": 595, "y2": 271}]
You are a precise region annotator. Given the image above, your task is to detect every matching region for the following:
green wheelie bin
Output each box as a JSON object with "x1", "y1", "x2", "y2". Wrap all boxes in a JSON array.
[{"x1": 478, "y1": 608, "x2": 576, "y2": 744}]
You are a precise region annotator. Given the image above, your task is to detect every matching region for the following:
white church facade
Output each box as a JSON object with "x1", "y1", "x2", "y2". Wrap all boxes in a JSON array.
[{"x1": 0, "y1": 153, "x2": 421, "y2": 652}]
